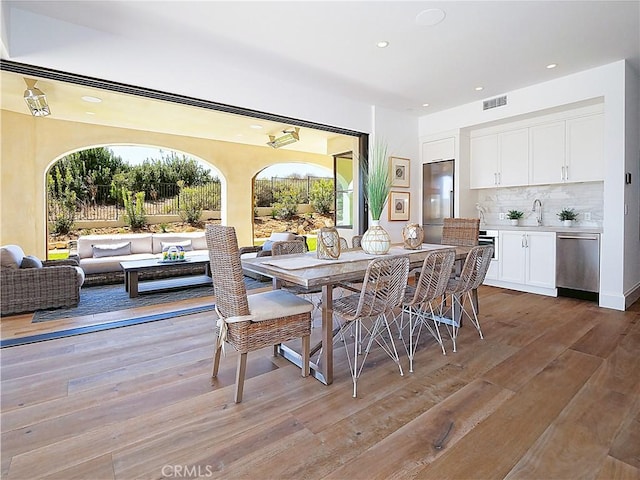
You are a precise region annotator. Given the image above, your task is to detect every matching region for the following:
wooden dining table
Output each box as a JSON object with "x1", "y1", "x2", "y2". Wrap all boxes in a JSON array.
[{"x1": 241, "y1": 243, "x2": 471, "y2": 385}]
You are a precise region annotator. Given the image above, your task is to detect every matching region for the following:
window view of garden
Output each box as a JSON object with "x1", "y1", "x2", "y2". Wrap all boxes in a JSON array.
[{"x1": 47, "y1": 146, "x2": 335, "y2": 257}]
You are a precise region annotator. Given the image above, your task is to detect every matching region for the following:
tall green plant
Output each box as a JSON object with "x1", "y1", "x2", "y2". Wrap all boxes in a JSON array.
[
  {"x1": 363, "y1": 141, "x2": 391, "y2": 221},
  {"x1": 309, "y1": 178, "x2": 334, "y2": 215},
  {"x1": 47, "y1": 166, "x2": 77, "y2": 235},
  {"x1": 122, "y1": 188, "x2": 147, "y2": 229},
  {"x1": 178, "y1": 185, "x2": 204, "y2": 225}
]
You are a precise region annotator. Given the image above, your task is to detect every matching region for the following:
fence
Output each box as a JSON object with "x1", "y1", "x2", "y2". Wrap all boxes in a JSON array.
[{"x1": 48, "y1": 176, "x2": 332, "y2": 221}]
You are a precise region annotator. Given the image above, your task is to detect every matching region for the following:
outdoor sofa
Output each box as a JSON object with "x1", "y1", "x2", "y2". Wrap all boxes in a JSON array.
[{"x1": 74, "y1": 232, "x2": 210, "y2": 285}]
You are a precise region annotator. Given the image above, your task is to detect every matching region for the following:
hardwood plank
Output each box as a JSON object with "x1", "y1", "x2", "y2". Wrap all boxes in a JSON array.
[
  {"x1": 596, "y1": 456, "x2": 640, "y2": 480},
  {"x1": 325, "y1": 379, "x2": 513, "y2": 480},
  {"x1": 40, "y1": 453, "x2": 115, "y2": 480},
  {"x1": 416, "y1": 349, "x2": 602, "y2": 479}
]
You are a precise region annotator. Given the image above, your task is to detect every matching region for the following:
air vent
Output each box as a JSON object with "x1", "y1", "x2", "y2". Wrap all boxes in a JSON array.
[{"x1": 483, "y1": 95, "x2": 507, "y2": 110}]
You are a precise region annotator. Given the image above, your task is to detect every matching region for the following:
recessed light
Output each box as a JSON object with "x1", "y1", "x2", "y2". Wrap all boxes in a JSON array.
[
  {"x1": 475, "y1": 86, "x2": 484, "y2": 91},
  {"x1": 416, "y1": 8, "x2": 446, "y2": 26},
  {"x1": 81, "y1": 95, "x2": 102, "y2": 103},
  {"x1": 249, "y1": 125, "x2": 263, "y2": 129},
  {"x1": 546, "y1": 63, "x2": 557, "y2": 69},
  {"x1": 85, "y1": 112, "x2": 95, "y2": 115},
  {"x1": 377, "y1": 41, "x2": 389, "y2": 48},
  {"x1": 422, "y1": 103, "x2": 430, "y2": 107}
]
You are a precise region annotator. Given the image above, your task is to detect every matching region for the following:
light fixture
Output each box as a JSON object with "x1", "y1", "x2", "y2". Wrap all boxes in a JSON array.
[
  {"x1": 546, "y1": 63, "x2": 558, "y2": 69},
  {"x1": 376, "y1": 41, "x2": 389, "y2": 48},
  {"x1": 475, "y1": 86, "x2": 484, "y2": 91},
  {"x1": 82, "y1": 95, "x2": 102, "y2": 103},
  {"x1": 267, "y1": 127, "x2": 300, "y2": 148},
  {"x1": 23, "y1": 78, "x2": 50, "y2": 117}
]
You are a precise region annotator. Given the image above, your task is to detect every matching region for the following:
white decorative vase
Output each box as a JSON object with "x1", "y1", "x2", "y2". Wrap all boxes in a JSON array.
[
  {"x1": 563, "y1": 219, "x2": 573, "y2": 227},
  {"x1": 361, "y1": 220, "x2": 391, "y2": 255}
]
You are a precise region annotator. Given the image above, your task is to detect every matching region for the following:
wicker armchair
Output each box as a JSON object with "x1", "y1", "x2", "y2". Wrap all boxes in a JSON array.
[
  {"x1": 205, "y1": 225, "x2": 313, "y2": 403},
  {"x1": 0, "y1": 245, "x2": 83, "y2": 316}
]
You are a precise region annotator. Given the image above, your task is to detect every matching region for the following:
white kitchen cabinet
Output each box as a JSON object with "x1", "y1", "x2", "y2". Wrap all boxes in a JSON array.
[
  {"x1": 565, "y1": 114, "x2": 604, "y2": 182},
  {"x1": 422, "y1": 137, "x2": 455, "y2": 163},
  {"x1": 497, "y1": 230, "x2": 556, "y2": 294},
  {"x1": 529, "y1": 121, "x2": 566, "y2": 185},
  {"x1": 470, "y1": 129, "x2": 528, "y2": 188}
]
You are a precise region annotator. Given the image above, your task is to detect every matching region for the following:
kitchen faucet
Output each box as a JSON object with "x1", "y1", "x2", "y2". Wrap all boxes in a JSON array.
[{"x1": 532, "y1": 199, "x2": 543, "y2": 226}]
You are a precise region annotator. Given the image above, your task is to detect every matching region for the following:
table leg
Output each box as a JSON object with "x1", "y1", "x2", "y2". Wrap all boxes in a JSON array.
[
  {"x1": 128, "y1": 271, "x2": 139, "y2": 298},
  {"x1": 320, "y1": 283, "x2": 334, "y2": 385}
]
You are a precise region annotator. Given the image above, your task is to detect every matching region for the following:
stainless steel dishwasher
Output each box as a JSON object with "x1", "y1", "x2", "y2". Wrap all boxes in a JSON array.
[{"x1": 556, "y1": 232, "x2": 600, "y2": 301}]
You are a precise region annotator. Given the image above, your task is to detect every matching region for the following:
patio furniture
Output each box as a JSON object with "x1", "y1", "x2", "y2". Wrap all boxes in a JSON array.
[
  {"x1": 205, "y1": 225, "x2": 313, "y2": 403},
  {"x1": 441, "y1": 245, "x2": 494, "y2": 352},
  {"x1": 397, "y1": 248, "x2": 456, "y2": 372},
  {"x1": 119, "y1": 255, "x2": 211, "y2": 298},
  {"x1": 332, "y1": 255, "x2": 409, "y2": 397},
  {"x1": 0, "y1": 245, "x2": 84, "y2": 315},
  {"x1": 352, "y1": 235, "x2": 363, "y2": 248}
]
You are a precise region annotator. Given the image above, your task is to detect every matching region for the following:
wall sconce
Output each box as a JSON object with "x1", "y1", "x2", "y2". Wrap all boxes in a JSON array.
[
  {"x1": 23, "y1": 78, "x2": 51, "y2": 117},
  {"x1": 267, "y1": 127, "x2": 300, "y2": 148}
]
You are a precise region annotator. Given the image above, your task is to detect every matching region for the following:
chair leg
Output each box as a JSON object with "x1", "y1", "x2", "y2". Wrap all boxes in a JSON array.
[
  {"x1": 466, "y1": 291, "x2": 484, "y2": 339},
  {"x1": 212, "y1": 344, "x2": 222, "y2": 378},
  {"x1": 301, "y1": 335, "x2": 310, "y2": 377},
  {"x1": 234, "y1": 353, "x2": 248, "y2": 403}
]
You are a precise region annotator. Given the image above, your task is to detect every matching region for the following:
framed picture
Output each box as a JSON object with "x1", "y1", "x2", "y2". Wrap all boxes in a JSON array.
[
  {"x1": 389, "y1": 191, "x2": 410, "y2": 221},
  {"x1": 390, "y1": 157, "x2": 410, "y2": 188}
]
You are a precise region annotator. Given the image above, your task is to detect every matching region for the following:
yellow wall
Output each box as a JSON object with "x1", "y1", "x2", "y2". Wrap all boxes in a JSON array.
[{"x1": 0, "y1": 110, "x2": 333, "y2": 256}]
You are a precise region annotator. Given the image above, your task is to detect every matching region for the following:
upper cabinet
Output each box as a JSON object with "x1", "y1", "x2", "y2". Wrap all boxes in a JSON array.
[
  {"x1": 470, "y1": 129, "x2": 528, "y2": 188},
  {"x1": 529, "y1": 121, "x2": 566, "y2": 185},
  {"x1": 470, "y1": 107, "x2": 604, "y2": 189},
  {"x1": 565, "y1": 114, "x2": 604, "y2": 183},
  {"x1": 422, "y1": 137, "x2": 455, "y2": 163}
]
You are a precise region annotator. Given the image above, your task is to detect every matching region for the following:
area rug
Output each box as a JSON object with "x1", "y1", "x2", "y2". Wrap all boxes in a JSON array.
[{"x1": 32, "y1": 276, "x2": 269, "y2": 323}]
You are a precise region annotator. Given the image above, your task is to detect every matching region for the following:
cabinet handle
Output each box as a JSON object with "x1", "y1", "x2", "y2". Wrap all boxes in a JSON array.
[
  {"x1": 565, "y1": 165, "x2": 569, "y2": 181},
  {"x1": 497, "y1": 172, "x2": 501, "y2": 184},
  {"x1": 561, "y1": 166, "x2": 565, "y2": 181},
  {"x1": 521, "y1": 234, "x2": 526, "y2": 248},
  {"x1": 494, "y1": 172, "x2": 497, "y2": 185}
]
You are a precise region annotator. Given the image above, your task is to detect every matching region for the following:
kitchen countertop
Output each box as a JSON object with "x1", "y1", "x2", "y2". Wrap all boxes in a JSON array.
[{"x1": 481, "y1": 224, "x2": 602, "y2": 234}]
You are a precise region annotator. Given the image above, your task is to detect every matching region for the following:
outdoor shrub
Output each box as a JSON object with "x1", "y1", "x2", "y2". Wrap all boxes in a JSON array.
[
  {"x1": 122, "y1": 188, "x2": 147, "y2": 229},
  {"x1": 178, "y1": 186, "x2": 204, "y2": 225},
  {"x1": 272, "y1": 186, "x2": 302, "y2": 219},
  {"x1": 47, "y1": 166, "x2": 77, "y2": 235},
  {"x1": 309, "y1": 178, "x2": 334, "y2": 215}
]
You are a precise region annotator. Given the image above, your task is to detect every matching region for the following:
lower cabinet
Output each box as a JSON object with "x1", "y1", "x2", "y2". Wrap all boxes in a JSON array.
[{"x1": 484, "y1": 230, "x2": 557, "y2": 296}]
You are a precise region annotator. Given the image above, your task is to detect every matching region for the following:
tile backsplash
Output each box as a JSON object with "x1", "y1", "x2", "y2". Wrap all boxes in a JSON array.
[{"x1": 475, "y1": 182, "x2": 603, "y2": 228}]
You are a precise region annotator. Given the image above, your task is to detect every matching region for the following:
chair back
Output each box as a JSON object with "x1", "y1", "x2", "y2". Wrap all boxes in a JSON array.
[
  {"x1": 272, "y1": 240, "x2": 306, "y2": 256},
  {"x1": 441, "y1": 218, "x2": 480, "y2": 246},
  {"x1": 339, "y1": 237, "x2": 349, "y2": 250},
  {"x1": 458, "y1": 245, "x2": 494, "y2": 291},
  {"x1": 355, "y1": 256, "x2": 409, "y2": 318},
  {"x1": 205, "y1": 225, "x2": 250, "y2": 318},
  {"x1": 409, "y1": 248, "x2": 457, "y2": 305},
  {"x1": 352, "y1": 235, "x2": 363, "y2": 248}
]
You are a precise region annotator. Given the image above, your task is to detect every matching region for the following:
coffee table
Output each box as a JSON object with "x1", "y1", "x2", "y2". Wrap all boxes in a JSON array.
[{"x1": 120, "y1": 255, "x2": 211, "y2": 298}]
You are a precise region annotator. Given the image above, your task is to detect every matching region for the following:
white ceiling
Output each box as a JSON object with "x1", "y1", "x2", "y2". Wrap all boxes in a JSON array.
[{"x1": 2, "y1": 1, "x2": 639, "y2": 153}]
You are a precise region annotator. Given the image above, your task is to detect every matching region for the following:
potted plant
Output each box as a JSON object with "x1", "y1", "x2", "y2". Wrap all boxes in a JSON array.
[
  {"x1": 506, "y1": 210, "x2": 524, "y2": 226},
  {"x1": 360, "y1": 140, "x2": 392, "y2": 254},
  {"x1": 557, "y1": 208, "x2": 578, "y2": 226}
]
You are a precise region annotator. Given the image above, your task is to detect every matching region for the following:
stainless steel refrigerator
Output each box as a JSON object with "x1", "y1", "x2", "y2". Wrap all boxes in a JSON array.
[{"x1": 422, "y1": 159, "x2": 454, "y2": 244}]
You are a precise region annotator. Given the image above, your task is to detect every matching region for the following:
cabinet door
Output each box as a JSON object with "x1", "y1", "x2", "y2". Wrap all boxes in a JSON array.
[
  {"x1": 498, "y1": 231, "x2": 526, "y2": 284},
  {"x1": 565, "y1": 114, "x2": 604, "y2": 182},
  {"x1": 525, "y1": 232, "x2": 556, "y2": 288},
  {"x1": 498, "y1": 128, "x2": 529, "y2": 187},
  {"x1": 422, "y1": 137, "x2": 455, "y2": 163},
  {"x1": 529, "y1": 122, "x2": 565, "y2": 185},
  {"x1": 470, "y1": 134, "x2": 498, "y2": 189}
]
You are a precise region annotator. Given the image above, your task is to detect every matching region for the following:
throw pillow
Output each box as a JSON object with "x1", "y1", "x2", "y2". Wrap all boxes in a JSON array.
[
  {"x1": 20, "y1": 255, "x2": 43, "y2": 269},
  {"x1": 92, "y1": 242, "x2": 132, "y2": 258},
  {"x1": 261, "y1": 240, "x2": 274, "y2": 251},
  {"x1": 161, "y1": 240, "x2": 193, "y2": 252}
]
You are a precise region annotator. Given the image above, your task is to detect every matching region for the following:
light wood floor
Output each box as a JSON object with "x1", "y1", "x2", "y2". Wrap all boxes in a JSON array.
[{"x1": 1, "y1": 286, "x2": 639, "y2": 479}]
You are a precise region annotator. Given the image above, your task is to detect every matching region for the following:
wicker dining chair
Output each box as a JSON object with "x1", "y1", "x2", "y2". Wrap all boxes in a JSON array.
[
  {"x1": 339, "y1": 237, "x2": 349, "y2": 250},
  {"x1": 439, "y1": 244, "x2": 494, "y2": 352},
  {"x1": 352, "y1": 235, "x2": 363, "y2": 249},
  {"x1": 397, "y1": 248, "x2": 456, "y2": 372},
  {"x1": 205, "y1": 225, "x2": 313, "y2": 403},
  {"x1": 332, "y1": 255, "x2": 409, "y2": 397},
  {"x1": 441, "y1": 218, "x2": 480, "y2": 246}
]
